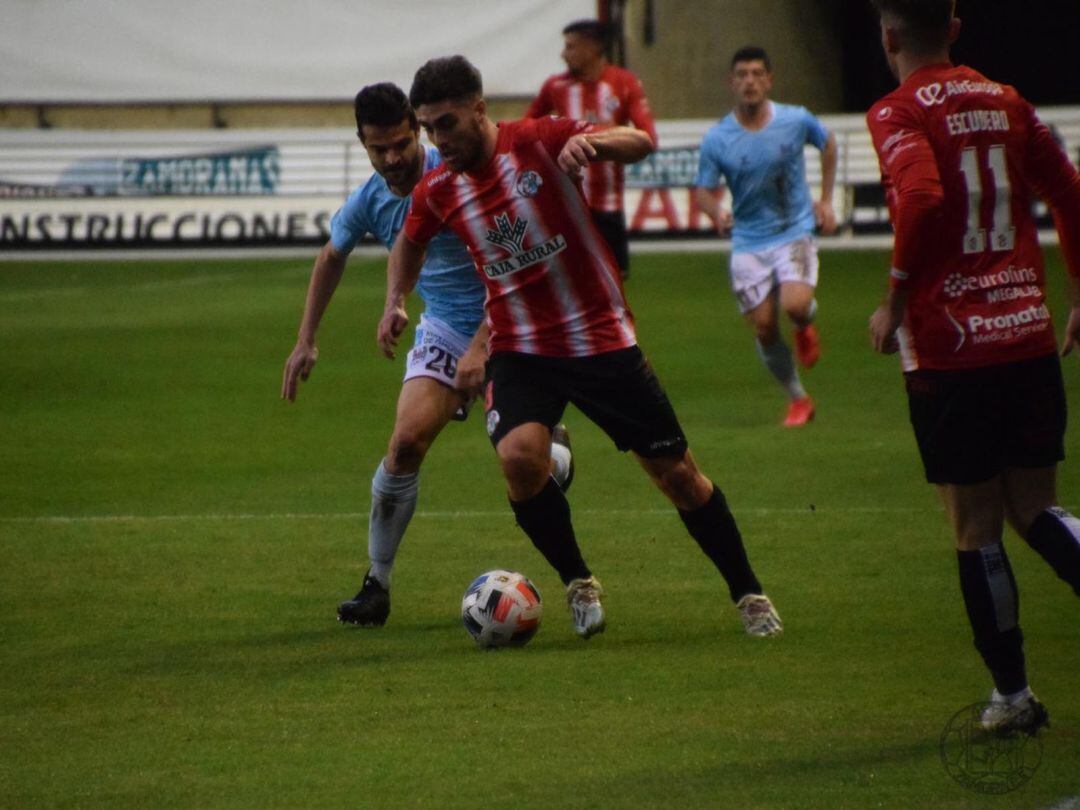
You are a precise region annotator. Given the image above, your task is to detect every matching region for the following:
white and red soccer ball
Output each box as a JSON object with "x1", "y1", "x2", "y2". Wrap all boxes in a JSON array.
[{"x1": 461, "y1": 570, "x2": 542, "y2": 648}]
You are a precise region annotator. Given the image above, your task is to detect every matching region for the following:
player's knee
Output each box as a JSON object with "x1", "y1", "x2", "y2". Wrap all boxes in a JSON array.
[
  {"x1": 654, "y1": 461, "x2": 711, "y2": 509},
  {"x1": 783, "y1": 301, "x2": 812, "y2": 325},
  {"x1": 498, "y1": 440, "x2": 549, "y2": 491},
  {"x1": 1005, "y1": 499, "x2": 1055, "y2": 537},
  {"x1": 754, "y1": 320, "x2": 780, "y2": 345},
  {"x1": 386, "y1": 430, "x2": 430, "y2": 473}
]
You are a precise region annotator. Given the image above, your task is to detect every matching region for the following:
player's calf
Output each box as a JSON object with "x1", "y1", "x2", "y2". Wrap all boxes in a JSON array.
[{"x1": 1024, "y1": 507, "x2": 1080, "y2": 597}]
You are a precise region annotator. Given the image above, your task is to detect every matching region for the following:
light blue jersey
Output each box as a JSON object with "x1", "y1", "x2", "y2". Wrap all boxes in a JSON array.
[
  {"x1": 695, "y1": 102, "x2": 829, "y2": 254},
  {"x1": 330, "y1": 146, "x2": 484, "y2": 338}
]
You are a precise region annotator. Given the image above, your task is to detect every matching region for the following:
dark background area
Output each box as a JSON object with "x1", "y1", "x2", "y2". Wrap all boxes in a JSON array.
[{"x1": 840, "y1": 0, "x2": 1079, "y2": 110}]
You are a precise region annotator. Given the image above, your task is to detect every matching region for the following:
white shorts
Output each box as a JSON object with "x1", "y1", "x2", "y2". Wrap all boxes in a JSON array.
[
  {"x1": 404, "y1": 314, "x2": 477, "y2": 421},
  {"x1": 404, "y1": 313, "x2": 473, "y2": 387},
  {"x1": 729, "y1": 236, "x2": 819, "y2": 314}
]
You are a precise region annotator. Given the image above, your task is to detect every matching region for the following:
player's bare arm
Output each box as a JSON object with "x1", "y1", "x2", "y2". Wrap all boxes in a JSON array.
[
  {"x1": 1062, "y1": 276, "x2": 1080, "y2": 358},
  {"x1": 379, "y1": 233, "x2": 426, "y2": 359},
  {"x1": 814, "y1": 131, "x2": 839, "y2": 235},
  {"x1": 557, "y1": 126, "x2": 654, "y2": 176},
  {"x1": 455, "y1": 321, "x2": 490, "y2": 397},
  {"x1": 281, "y1": 241, "x2": 349, "y2": 402},
  {"x1": 869, "y1": 287, "x2": 907, "y2": 354},
  {"x1": 693, "y1": 186, "x2": 732, "y2": 234}
]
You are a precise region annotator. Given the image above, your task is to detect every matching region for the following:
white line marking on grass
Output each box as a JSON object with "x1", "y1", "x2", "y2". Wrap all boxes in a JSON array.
[
  {"x1": 0, "y1": 505, "x2": 942, "y2": 525},
  {"x1": 1044, "y1": 797, "x2": 1080, "y2": 810}
]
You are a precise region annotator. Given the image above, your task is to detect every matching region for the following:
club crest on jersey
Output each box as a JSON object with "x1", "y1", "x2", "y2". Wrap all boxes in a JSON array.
[
  {"x1": 482, "y1": 212, "x2": 567, "y2": 279},
  {"x1": 515, "y1": 170, "x2": 543, "y2": 198},
  {"x1": 486, "y1": 409, "x2": 500, "y2": 436}
]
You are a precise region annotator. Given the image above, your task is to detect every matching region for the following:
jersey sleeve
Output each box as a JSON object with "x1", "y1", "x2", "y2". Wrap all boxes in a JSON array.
[
  {"x1": 1020, "y1": 101, "x2": 1080, "y2": 278},
  {"x1": 867, "y1": 100, "x2": 945, "y2": 288},
  {"x1": 524, "y1": 78, "x2": 555, "y2": 119},
  {"x1": 802, "y1": 107, "x2": 829, "y2": 150},
  {"x1": 534, "y1": 115, "x2": 593, "y2": 159},
  {"x1": 624, "y1": 73, "x2": 658, "y2": 145},
  {"x1": 694, "y1": 132, "x2": 722, "y2": 189},
  {"x1": 328, "y1": 186, "x2": 370, "y2": 254},
  {"x1": 403, "y1": 181, "x2": 443, "y2": 246}
]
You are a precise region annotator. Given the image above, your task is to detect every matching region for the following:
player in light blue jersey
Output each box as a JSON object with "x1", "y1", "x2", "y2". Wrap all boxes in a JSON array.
[
  {"x1": 694, "y1": 46, "x2": 837, "y2": 427},
  {"x1": 281, "y1": 83, "x2": 572, "y2": 626}
]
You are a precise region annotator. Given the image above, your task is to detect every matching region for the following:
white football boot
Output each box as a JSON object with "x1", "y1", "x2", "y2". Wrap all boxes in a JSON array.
[
  {"x1": 980, "y1": 688, "x2": 1050, "y2": 735},
  {"x1": 736, "y1": 593, "x2": 783, "y2": 637},
  {"x1": 566, "y1": 576, "x2": 605, "y2": 638}
]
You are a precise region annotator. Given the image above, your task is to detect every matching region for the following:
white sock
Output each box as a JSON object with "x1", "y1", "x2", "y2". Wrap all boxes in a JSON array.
[
  {"x1": 368, "y1": 459, "x2": 419, "y2": 588},
  {"x1": 756, "y1": 338, "x2": 806, "y2": 400},
  {"x1": 1000, "y1": 685, "x2": 1033, "y2": 704},
  {"x1": 550, "y1": 443, "x2": 572, "y2": 489}
]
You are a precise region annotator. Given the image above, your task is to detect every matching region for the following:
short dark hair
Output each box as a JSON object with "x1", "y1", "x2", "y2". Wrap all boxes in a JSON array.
[
  {"x1": 562, "y1": 19, "x2": 612, "y2": 48},
  {"x1": 409, "y1": 56, "x2": 483, "y2": 109},
  {"x1": 353, "y1": 83, "x2": 416, "y2": 139},
  {"x1": 731, "y1": 45, "x2": 771, "y2": 72},
  {"x1": 871, "y1": 0, "x2": 954, "y2": 54}
]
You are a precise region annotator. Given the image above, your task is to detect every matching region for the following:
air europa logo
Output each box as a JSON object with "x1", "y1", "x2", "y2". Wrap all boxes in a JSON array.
[
  {"x1": 916, "y1": 78, "x2": 1004, "y2": 107},
  {"x1": 916, "y1": 83, "x2": 947, "y2": 106}
]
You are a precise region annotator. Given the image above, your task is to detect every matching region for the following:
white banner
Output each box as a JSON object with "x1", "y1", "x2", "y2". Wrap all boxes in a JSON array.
[
  {"x1": 4, "y1": 110, "x2": 1078, "y2": 249},
  {"x1": 1, "y1": 0, "x2": 594, "y2": 102}
]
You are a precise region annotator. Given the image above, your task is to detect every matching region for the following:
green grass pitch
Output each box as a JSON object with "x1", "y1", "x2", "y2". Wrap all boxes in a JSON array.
[{"x1": 1, "y1": 249, "x2": 1077, "y2": 808}]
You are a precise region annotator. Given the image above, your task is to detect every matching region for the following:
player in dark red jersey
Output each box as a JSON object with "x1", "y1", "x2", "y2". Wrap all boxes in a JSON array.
[
  {"x1": 381, "y1": 54, "x2": 782, "y2": 639},
  {"x1": 866, "y1": 0, "x2": 1080, "y2": 735},
  {"x1": 525, "y1": 19, "x2": 657, "y2": 280}
]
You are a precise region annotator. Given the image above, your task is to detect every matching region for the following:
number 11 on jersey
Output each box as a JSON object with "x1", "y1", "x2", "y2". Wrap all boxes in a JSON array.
[{"x1": 959, "y1": 144, "x2": 1016, "y2": 255}]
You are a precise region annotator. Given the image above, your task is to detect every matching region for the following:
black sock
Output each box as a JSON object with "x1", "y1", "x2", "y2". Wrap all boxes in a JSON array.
[
  {"x1": 510, "y1": 478, "x2": 591, "y2": 585},
  {"x1": 678, "y1": 485, "x2": 762, "y2": 602},
  {"x1": 957, "y1": 544, "x2": 1027, "y2": 695},
  {"x1": 1025, "y1": 507, "x2": 1080, "y2": 597}
]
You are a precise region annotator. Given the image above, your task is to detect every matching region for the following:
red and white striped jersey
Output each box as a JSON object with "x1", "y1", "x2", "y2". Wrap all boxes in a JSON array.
[
  {"x1": 525, "y1": 65, "x2": 657, "y2": 213},
  {"x1": 404, "y1": 117, "x2": 637, "y2": 358}
]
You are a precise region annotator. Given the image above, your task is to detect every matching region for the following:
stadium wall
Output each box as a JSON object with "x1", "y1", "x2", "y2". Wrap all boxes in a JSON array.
[
  {"x1": 622, "y1": 0, "x2": 844, "y2": 118},
  {"x1": 2, "y1": 110, "x2": 1078, "y2": 253}
]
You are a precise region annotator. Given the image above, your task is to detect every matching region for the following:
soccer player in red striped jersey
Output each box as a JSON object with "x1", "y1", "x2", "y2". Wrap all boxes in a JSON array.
[
  {"x1": 866, "y1": 0, "x2": 1080, "y2": 735},
  {"x1": 525, "y1": 19, "x2": 657, "y2": 280},
  {"x1": 381, "y1": 55, "x2": 782, "y2": 639}
]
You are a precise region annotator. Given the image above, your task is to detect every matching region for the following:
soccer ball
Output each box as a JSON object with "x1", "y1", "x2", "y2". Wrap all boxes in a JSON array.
[{"x1": 460, "y1": 570, "x2": 543, "y2": 648}]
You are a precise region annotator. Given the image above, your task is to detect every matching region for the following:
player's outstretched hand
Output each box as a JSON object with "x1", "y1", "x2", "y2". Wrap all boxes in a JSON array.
[
  {"x1": 1062, "y1": 306, "x2": 1080, "y2": 358},
  {"x1": 868, "y1": 303, "x2": 900, "y2": 354},
  {"x1": 814, "y1": 200, "x2": 838, "y2": 235},
  {"x1": 558, "y1": 134, "x2": 597, "y2": 178},
  {"x1": 455, "y1": 342, "x2": 486, "y2": 397},
  {"x1": 377, "y1": 306, "x2": 409, "y2": 359},
  {"x1": 281, "y1": 341, "x2": 319, "y2": 401}
]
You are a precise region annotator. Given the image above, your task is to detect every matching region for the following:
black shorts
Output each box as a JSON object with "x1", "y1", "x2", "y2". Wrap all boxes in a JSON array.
[
  {"x1": 590, "y1": 209, "x2": 629, "y2": 275},
  {"x1": 905, "y1": 352, "x2": 1067, "y2": 485},
  {"x1": 484, "y1": 346, "x2": 688, "y2": 458}
]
